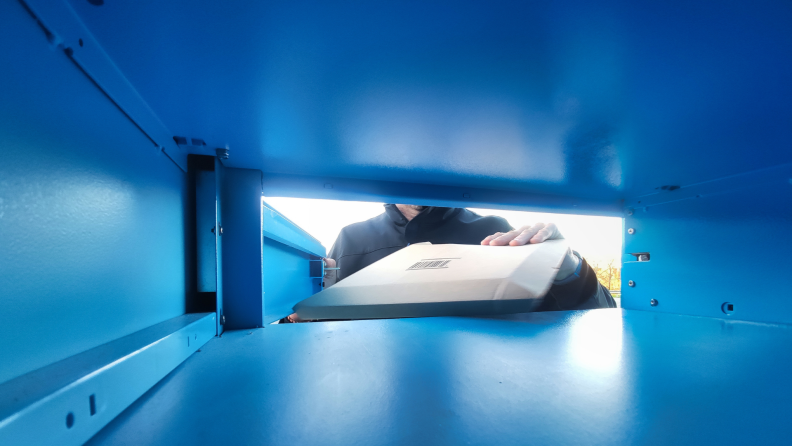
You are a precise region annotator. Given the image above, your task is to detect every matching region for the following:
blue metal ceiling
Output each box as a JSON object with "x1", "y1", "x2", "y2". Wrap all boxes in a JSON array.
[{"x1": 63, "y1": 0, "x2": 791, "y2": 206}]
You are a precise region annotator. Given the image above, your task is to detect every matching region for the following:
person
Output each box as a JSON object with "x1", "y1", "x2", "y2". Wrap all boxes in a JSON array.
[{"x1": 284, "y1": 204, "x2": 615, "y2": 322}]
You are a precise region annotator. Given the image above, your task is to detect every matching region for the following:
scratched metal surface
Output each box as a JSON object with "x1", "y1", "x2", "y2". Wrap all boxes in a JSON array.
[{"x1": 88, "y1": 309, "x2": 792, "y2": 445}]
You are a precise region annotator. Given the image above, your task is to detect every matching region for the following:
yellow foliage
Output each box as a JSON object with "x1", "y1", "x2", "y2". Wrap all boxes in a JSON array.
[{"x1": 590, "y1": 260, "x2": 621, "y2": 292}]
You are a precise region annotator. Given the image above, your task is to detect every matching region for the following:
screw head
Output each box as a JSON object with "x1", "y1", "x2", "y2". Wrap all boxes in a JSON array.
[
  {"x1": 650, "y1": 299, "x2": 658, "y2": 307},
  {"x1": 628, "y1": 280, "x2": 635, "y2": 287},
  {"x1": 627, "y1": 228, "x2": 635, "y2": 235}
]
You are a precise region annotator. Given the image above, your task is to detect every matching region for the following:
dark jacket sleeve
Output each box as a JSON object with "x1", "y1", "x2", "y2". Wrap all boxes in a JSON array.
[{"x1": 539, "y1": 256, "x2": 616, "y2": 311}]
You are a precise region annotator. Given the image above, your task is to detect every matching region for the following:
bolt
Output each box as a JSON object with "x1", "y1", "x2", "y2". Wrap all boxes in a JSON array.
[
  {"x1": 627, "y1": 228, "x2": 635, "y2": 235},
  {"x1": 628, "y1": 280, "x2": 635, "y2": 287},
  {"x1": 650, "y1": 299, "x2": 658, "y2": 307}
]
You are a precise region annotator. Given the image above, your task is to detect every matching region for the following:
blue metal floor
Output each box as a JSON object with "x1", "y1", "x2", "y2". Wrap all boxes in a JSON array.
[{"x1": 87, "y1": 309, "x2": 792, "y2": 445}]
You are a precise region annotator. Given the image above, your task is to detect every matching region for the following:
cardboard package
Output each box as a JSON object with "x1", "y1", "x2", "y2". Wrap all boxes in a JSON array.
[{"x1": 293, "y1": 239, "x2": 570, "y2": 320}]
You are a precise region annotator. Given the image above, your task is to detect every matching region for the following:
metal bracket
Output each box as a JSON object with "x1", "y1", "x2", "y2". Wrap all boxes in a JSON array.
[{"x1": 0, "y1": 313, "x2": 215, "y2": 445}]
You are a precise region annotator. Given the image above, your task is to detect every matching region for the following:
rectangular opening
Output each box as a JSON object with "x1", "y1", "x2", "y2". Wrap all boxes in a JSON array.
[{"x1": 264, "y1": 197, "x2": 624, "y2": 320}]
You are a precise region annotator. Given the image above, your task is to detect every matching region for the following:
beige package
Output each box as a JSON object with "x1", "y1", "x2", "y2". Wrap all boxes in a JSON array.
[{"x1": 294, "y1": 239, "x2": 570, "y2": 320}]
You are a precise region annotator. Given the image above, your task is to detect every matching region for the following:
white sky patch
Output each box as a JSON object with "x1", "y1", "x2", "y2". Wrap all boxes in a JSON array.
[{"x1": 263, "y1": 197, "x2": 622, "y2": 266}]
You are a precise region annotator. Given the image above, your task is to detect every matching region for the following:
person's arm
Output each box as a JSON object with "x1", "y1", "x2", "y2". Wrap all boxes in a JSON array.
[
  {"x1": 481, "y1": 222, "x2": 616, "y2": 310},
  {"x1": 546, "y1": 252, "x2": 615, "y2": 310}
]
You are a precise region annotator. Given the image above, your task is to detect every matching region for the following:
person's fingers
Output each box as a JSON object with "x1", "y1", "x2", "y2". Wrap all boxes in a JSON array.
[
  {"x1": 481, "y1": 232, "x2": 504, "y2": 245},
  {"x1": 489, "y1": 230, "x2": 522, "y2": 246},
  {"x1": 484, "y1": 223, "x2": 565, "y2": 246},
  {"x1": 529, "y1": 222, "x2": 562, "y2": 243},
  {"x1": 508, "y1": 223, "x2": 545, "y2": 245}
]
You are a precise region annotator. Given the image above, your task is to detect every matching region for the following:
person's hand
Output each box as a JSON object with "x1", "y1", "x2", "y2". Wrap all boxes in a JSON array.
[
  {"x1": 324, "y1": 258, "x2": 336, "y2": 277},
  {"x1": 480, "y1": 222, "x2": 563, "y2": 246},
  {"x1": 480, "y1": 223, "x2": 579, "y2": 281},
  {"x1": 284, "y1": 313, "x2": 303, "y2": 323}
]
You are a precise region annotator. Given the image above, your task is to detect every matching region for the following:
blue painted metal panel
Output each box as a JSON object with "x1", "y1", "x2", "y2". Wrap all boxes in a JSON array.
[
  {"x1": 0, "y1": 0, "x2": 190, "y2": 384},
  {"x1": 88, "y1": 310, "x2": 792, "y2": 445},
  {"x1": 621, "y1": 165, "x2": 792, "y2": 324},
  {"x1": 262, "y1": 239, "x2": 322, "y2": 322},
  {"x1": 215, "y1": 158, "x2": 225, "y2": 333},
  {"x1": 260, "y1": 200, "x2": 326, "y2": 321},
  {"x1": 192, "y1": 155, "x2": 225, "y2": 334},
  {"x1": 219, "y1": 169, "x2": 328, "y2": 327},
  {"x1": 20, "y1": 0, "x2": 188, "y2": 170},
  {"x1": 0, "y1": 313, "x2": 215, "y2": 446},
  {"x1": 220, "y1": 167, "x2": 265, "y2": 329},
  {"x1": 56, "y1": 0, "x2": 791, "y2": 209},
  {"x1": 262, "y1": 201, "x2": 326, "y2": 257}
]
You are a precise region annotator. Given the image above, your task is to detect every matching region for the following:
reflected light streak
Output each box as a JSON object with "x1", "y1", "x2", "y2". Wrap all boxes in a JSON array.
[{"x1": 566, "y1": 309, "x2": 624, "y2": 373}]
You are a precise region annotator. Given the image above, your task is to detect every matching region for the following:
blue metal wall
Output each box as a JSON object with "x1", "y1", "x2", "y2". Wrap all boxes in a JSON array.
[
  {"x1": 622, "y1": 167, "x2": 792, "y2": 324},
  {"x1": 262, "y1": 239, "x2": 321, "y2": 321},
  {"x1": 219, "y1": 168, "x2": 265, "y2": 330},
  {"x1": 0, "y1": 0, "x2": 190, "y2": 384}
]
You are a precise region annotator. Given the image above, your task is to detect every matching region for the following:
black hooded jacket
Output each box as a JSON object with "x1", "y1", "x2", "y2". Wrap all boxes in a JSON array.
[{"x1": 327, "y1": 205, "x2": 615, "y2": 311}]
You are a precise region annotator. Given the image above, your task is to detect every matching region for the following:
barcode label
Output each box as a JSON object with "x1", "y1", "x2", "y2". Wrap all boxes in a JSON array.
[{"x1": 407, "y1": 259, "x2": 452, "y2": 270}]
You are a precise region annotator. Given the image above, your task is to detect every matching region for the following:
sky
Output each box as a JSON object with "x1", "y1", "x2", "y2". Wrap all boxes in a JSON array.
[{"x1": 263, "y1": 197, "x2": 623, "y2": 267}]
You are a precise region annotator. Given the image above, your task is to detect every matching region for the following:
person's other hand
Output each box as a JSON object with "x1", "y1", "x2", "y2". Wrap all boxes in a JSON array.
[
  {"x1": 481, "y1": 223, "x2": 579, "y2": 281},
  {"x1": 480, "y1": 222, "x2": 563, "y2": 246}
]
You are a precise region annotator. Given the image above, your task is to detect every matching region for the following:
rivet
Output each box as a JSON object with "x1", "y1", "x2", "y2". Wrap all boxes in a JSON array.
[
  {"x1": 627, "y1": 228, "x2": 635, "y2": 235},
  {"x1": 628, "y1": 280, "x2": 635, "y2": 287},
  {"x1": 650, "y1": 299, "x2": 658, "y2": 307}
]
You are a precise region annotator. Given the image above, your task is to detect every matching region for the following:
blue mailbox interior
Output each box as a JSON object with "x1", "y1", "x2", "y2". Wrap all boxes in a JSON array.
[{"x1": 1, "y1": 0, "x2": 791, "y2": 444}]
